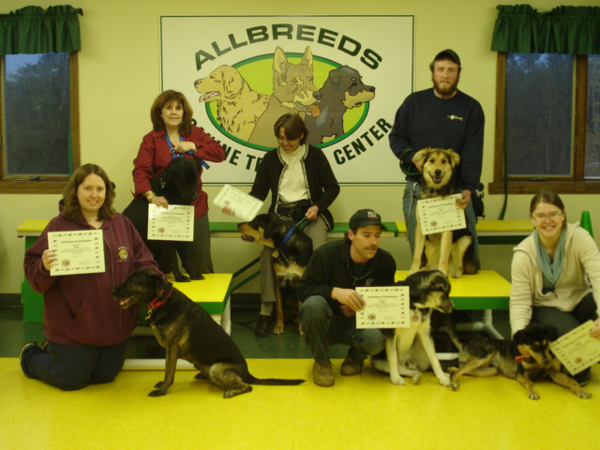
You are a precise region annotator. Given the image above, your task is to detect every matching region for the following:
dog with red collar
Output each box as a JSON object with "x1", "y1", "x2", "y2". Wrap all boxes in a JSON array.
[
  {"x1": 448, "y1": 323, "x2": 591, "y2": 400},
  {"x1": 111, "y1": 268, "x2": 304, "y2": 397}
]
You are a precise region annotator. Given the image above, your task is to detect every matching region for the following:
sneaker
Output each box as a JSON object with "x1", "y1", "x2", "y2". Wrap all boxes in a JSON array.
[
  {"x1": 40, "y1": 339, "x2": 48, "y2": 351},
  {"x1": 19, "y1": 342, "x2": 38, "y2": 362},
  {"x1": 340, "y1": 354, "x2": 363, "y2": 376},
  {"x1": 313, "y1": 361, "x2": 335, "y2": 387}
]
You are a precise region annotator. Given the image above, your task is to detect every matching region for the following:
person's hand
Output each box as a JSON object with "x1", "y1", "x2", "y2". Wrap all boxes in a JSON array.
[
  {"x1": 222, "y1": 206, "x2": 235, "y2": 216},
  {"x1": 456, "y1": 189, "x2": 472, "y2": 210},
  {"x1": 590, "y1": 318, "x2": 600, "y2": 340},
  {"x1": 173, "y1": 142, "x2": 196, "y2": 153},
  {"x1": 305, "y1": 205, "x2": 319, "y2": 221},
  {"x1": 42, "y1": 249, "x2": 56, "y2": 272},
  {"x1": 339, "y1": 304, "x2": 356, "y2": 317},
  {"x1": 151, "y1": 196, "x2": 169, "y2": 209},
  {"x1": 411, "y1": 153, "x2": 424, "y2": 172},
  {"x1": 332, "y1": 288, "x2": 365, "y2": 313}
]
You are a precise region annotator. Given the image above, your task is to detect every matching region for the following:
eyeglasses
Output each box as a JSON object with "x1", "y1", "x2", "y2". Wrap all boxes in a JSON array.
[{"x1": 532, "y1": 211, "x2": 563, "y2": 221}]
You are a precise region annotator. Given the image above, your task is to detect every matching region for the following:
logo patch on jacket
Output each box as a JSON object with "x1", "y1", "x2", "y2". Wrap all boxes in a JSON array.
[{"x1": 118, "y1": 247, "x2": 129, "y2": 261}]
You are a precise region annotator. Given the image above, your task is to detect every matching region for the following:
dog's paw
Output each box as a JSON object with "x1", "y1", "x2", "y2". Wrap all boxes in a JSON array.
[
  {"x1": 148, "y1": 389, "x2": 166, "y2": 397},
  {"x1": 575, "y1": 389, "x2": 592, "y2": 399},
  {"x1": 447, "y1": 366, "x2": 458, "y2": 373},
  {"x1": 194, "y1": 372, "x2": 208, "y2": 380},
  {"x1": 527, "y1": 390, "x2": 540, "y2": 400},
  {"x1": 449, "y1": 269, "x2": 463, "y2": 279},
  {"x1": 437, "y1": 373, "x2": 451, "y2": 387},
  {"x1": 274, "y1": 321, "x2": 284, "y2": 335},
  {"x1": 412, "y1": 372, "x2": 422, "y2": 385},
  {"x1": 391, "y1": 374, "x2": 406, "y2": 386},
  {"x1": 189, "y1": 272, "x2": 205, "y2": 280},
  {"x1": 450, "y1": 382, "x2": 460, "y2": 391},
  {"x1": 175, "y1": 275, "x2": 191, "y2": 282},
  {"x1": 154, "y1": 381, "x2": 164, "y2": 389}
]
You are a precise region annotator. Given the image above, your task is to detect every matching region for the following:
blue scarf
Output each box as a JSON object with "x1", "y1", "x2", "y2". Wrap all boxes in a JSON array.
[{"x1": 534, "y1": 228, "x2": 566, "y2": 288}]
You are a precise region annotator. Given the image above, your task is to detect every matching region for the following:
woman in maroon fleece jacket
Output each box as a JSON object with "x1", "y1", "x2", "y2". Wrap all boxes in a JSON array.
[{"x1": 21, "y1": 164, "x2": 159, "y2": 390}]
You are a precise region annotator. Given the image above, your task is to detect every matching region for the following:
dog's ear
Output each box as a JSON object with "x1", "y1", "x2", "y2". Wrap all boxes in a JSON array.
[
  {"x1": 447, "y1": 149, "x2": 460, "y2": 167},
  {"x1": 413, "y1": 148, "x2": 430, "y2": 167},
  {"x1": 301, "y1": 46, "x2": 313, "y2": 72},
  {"x1": 513, "y1": 329, "x2": 525, "y2": 343},
  {"x1": 544, "y1": 325, "x2": 559, "y2": 341},
  {"x1": 273, "y1": 47, "x2": 289, "y2": 81},
  {"x1": 222, "y1": 66, "x2": 243, "y2": 98},
  {"x1": 263, "y1": 215, "x2": 280, "y2": 240},
  {"x1": 329, "y1": 67, "x2": 344, "y2": 86}
]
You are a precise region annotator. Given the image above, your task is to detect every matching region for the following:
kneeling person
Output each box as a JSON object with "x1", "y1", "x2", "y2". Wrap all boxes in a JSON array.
[{"x1": 297, "y1": 209, "x2": 396, "y2": 387}]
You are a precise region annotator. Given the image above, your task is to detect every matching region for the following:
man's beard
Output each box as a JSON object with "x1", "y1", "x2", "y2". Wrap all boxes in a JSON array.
[{"x1": 433, "y1": 77, "x2": 459, "y2": 98}]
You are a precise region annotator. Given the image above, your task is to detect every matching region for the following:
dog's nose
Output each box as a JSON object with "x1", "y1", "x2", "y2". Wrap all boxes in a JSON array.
[{"x1": 435, "y1": 169, "x2": 442, "y2": 176}]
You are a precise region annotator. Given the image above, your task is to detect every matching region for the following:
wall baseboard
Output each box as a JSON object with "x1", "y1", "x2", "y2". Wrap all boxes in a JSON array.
[{"x1": 0, "y1": 294, "x2": 20, "y2": 306}]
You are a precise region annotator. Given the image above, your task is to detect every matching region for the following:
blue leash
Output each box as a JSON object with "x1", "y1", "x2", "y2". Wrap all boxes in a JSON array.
[{"x1": 165, "y1": 133, "x2": 210, "y2": 169}]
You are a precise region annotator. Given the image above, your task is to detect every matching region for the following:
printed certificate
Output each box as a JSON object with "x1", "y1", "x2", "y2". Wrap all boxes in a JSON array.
[
  {"x1": 213, "y1": 184, "x2": 263, "y2": 221},
  {"x1": 48, "y1": 230, "x2": 105, "y2": 276},
  {"x1": 549, "y1": 320, "x2": 600, "y2": 375},
  {"x1": 356, "y1": 286, "x2": 410, "y2": 329},
  {"x1": 417, "y1": 194, "x2": 466, "y2": 235},
  {"x1": 148, "y1": 204, "x2": 194, "y2": 241}
]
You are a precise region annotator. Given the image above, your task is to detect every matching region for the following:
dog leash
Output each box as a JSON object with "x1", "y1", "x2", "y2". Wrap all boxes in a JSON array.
[
  {"x1": 165, "y1": 133, "x2": 210, "y2": 170},
  {"x1": 272, "y1": 217, "x2": 308, "y2": 259}
]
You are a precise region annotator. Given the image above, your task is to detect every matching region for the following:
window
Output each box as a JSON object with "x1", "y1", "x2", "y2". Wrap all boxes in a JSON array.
[
  {"x1": 490, "y1": 53, "x2": 600, "y2": 194},
  {"x1": 0, "y1": 52, "x2": 79, "y2": 193}
]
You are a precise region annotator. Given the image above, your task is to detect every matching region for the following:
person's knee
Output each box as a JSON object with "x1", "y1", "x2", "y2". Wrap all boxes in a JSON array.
[
  {"x1": 354, "y1": 329, "x2": 385, "y2": 355},
  {"x1": 300, "y1": 296, "x2": 331, "y2": 326}
]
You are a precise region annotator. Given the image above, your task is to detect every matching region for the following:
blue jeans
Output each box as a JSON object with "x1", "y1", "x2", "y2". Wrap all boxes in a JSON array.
[
  {"x1": 20, "y1": 339, "x2": 129, "y2": 391},
  {"x1": 299, "y1": 295, "x2": 385, "y2": 364},
  {"x1": 403, "y1": 181, "x2": 481, "y2": 270}
]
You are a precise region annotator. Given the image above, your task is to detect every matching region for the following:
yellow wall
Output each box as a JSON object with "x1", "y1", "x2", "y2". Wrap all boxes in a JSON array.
[{"x1": 1, "y1": 0, "x2": 598, "y2": 294}]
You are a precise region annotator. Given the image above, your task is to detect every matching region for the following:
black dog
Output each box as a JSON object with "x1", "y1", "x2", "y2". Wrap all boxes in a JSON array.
[
  {"x1": 238, "y1": 213, "x2": 313, "y2": 335},
  {"x1": 448, "y1": 323, "x2": 591, "y2": 400},
  {"x1": 123, "y1": 157, "x2": 202, "y2": 282},
  {"x1": 111, "y1": 268, "x2": 304, "y2": 397},
  {"x1": 305, "y1": 65, "x2": 375, "y2": 146},
  {"x1": 371, "y1": 270, "x2": 454, "y2": 387}
]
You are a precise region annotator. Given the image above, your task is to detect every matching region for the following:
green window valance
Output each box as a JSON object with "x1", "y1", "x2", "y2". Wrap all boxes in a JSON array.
[
  {"x1": 0, "y1": 5, "x2": 83, "y2": 55},
  {"x1": 491, "y1": 4, "x2": 600, "y2": 55}
]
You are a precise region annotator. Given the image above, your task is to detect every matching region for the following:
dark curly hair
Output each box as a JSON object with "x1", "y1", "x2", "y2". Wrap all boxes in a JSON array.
[{"x1": 150, "y1": 90, "x2": 193, "y2": 134}]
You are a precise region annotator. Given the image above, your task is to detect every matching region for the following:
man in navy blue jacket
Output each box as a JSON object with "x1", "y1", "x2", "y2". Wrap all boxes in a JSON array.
[
  {"x1": 389, "y1": 49, "x2": 484, "y2": 269},
  {"x1": 297, "y1": 209, "x2": 396, "y2": 387}
]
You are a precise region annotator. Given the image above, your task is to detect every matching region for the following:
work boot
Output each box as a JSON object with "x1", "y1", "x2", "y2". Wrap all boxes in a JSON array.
[
  {"x1": 313, "y1": 361, "x2": 334, "y2": 387},
  {"x1": 340, "y1": 354, "x2": 363, "y2": 376}
]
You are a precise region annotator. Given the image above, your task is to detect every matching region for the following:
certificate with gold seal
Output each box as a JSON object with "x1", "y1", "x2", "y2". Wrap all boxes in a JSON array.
[
  {"x1": 148, "y1": 204, "x2": 194, "y2": 241},
  {"x1": 417, "y1": 194, "x2": 466, "y2": 235},
  {"x1": 549, "y1": 320, "x2": 600, "y2": 375},
  {"x1": 48, "y1": 230, "x2": 105, "y2": 276},
  {"x1": 356, "y1": 286, "x2": 409, "y2": 329}
]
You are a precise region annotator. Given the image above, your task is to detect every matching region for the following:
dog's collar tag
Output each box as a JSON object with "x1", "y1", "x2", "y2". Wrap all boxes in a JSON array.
[{"x1": 272, "y1": 250, "x2": 279, "y2": 258}]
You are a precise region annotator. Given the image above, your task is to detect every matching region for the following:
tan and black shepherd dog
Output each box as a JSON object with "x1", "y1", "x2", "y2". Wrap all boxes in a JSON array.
[
  {"x1": 448, "y1": 323, "x2": 591, "y2": 400},
  {"x1": 408, "y1": 147, "x2": 477, "y2": 278}
]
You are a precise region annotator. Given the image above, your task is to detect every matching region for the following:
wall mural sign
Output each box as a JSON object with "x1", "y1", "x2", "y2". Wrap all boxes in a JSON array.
[{"x1": 160, "y1": 15, "x2": 413, "y2": 184}]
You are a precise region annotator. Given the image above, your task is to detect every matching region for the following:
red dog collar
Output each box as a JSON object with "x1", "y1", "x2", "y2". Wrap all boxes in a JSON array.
[{"x1": 146, "y1": 287, "x2": 173, "y2": 319}]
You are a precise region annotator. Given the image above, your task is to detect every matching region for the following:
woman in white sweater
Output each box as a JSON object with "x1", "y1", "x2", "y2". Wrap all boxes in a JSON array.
[{"x1": 510, "y1": 191, "x2": 600, "y2": 384}]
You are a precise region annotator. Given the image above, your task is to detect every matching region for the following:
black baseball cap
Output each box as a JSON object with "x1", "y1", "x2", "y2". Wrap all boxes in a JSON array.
[
  {"x1": 432, "y1": 49, "x2": 461, "y2": 67},
  {"x1": 349, "y1": 209, "x2": 388, "y2": 231}
]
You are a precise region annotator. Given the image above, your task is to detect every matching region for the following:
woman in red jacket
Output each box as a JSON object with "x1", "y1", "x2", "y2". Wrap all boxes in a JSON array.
[
  {"x1": 131, "y1": 90, "x2": 225, "y2": 276},
  {"x1": 21, "y1": 164, "x2": 159, "y2": 390}
]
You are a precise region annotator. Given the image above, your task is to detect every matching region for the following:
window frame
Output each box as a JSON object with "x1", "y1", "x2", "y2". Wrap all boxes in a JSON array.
[
  {"x1": 489, "y1": 52, "x2": 600, "y2": 195},
  {"x1": 0, "y1": 52, "x2": 80, "y2": 194}
]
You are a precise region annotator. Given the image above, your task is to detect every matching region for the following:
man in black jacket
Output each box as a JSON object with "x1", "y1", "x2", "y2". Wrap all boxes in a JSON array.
[{"x1": 297, "y1": 209, "x2": 397, "y2": 387}]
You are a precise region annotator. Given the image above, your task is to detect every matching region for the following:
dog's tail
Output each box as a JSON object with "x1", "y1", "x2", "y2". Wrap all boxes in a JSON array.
[{"x1": 246, "y1": 375, "x2": 305, "y2": 386}]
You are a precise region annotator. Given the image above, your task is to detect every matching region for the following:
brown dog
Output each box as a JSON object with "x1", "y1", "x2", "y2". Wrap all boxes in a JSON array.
[
  {"x1": 238, "y1": 213, "x2": 312, "y2": 335},
  {"x1": 448, "y1": 323, "x2": 591, "y2": 400},
  {"x1": 408, "y1": 148, "x2": 476, "y2": 278},
  {"x1": 194, "y1": 65, "x2": 268, "y2": 141},
  {"x1": 111, "y1": 268, "x2": 304, "y2": 397}
]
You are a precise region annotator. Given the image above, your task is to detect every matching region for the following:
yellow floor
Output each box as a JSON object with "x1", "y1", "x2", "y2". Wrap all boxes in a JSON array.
[{"x1": 1, "y1": 358, "x2": 598, "y2": 450}]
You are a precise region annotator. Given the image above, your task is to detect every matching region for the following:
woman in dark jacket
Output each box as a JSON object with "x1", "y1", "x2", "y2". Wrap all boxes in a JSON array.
[{"x1": 249, "y1": 113, "x2": 340, "y2": 336}]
